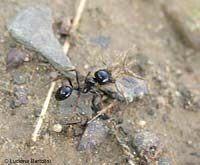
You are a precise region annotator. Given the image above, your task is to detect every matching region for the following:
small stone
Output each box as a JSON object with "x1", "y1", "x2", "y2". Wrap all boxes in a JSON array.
[
  {"x1": 12, "y1": 72, "x2": 26, "y2": 85},
  {"x1": 59, "y1": 17, "x2": 73, "y2": 36},
  {"x1": 175, "y1": 69, "x2": 182, "y2": 76},
  {"x1": 133, "y1": 131, "x2": 163, "y2": 161},
  {"x1": 13, "y1": 87, "x2": 28, "y2": 107},
  {"x1": 187, "y1": 140, "x2": 192, "y2": 145},
  {"x1": 137, "y1": 120, "x2": 146, "y2": 128},
  {"x1": 9, "y1": 99, "x2": 17, "y2": 114},
  {"x1": 175, "y1": 91, "x2": 181, "y2": 97},
  {"x1": 6, "y1": 48, "x2": 28, "y2": 70},
  {"x1": 58, "y1": 93, "x2": 93, "y2": 120},
  {"x1": 53, "y1": 124, "x2": 62, "y2": 133},
  {"x1": 73, "y1": 125, "x2": 84, "y2": 136},
  {"x1": 115, "y1": 75, "x2": 149, "y2": 102},
  {"x1": 7, "y1": 6, "x2": 74, "y2": 76},
  {"x1": 146, "y1": 106, "x2": 156, "y2": 116},
  {"x1": 77, "y1": 119, "x2": 108, "y2": 151}
]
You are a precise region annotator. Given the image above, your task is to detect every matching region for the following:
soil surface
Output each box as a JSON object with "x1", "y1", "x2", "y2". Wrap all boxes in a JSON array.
[{"x1": 0, "y1": 0, "x2": 200, "y2": 165}]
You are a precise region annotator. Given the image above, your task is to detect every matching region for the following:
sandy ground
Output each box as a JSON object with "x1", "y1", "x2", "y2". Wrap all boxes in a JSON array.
[{"x1": 0, "y1": 0, "x2": 200, "y2": 164}]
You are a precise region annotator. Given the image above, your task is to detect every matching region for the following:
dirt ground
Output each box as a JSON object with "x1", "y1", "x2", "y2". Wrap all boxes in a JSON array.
[{"x1": 0, "y1": 0, "x2": 200, "y2": 165}]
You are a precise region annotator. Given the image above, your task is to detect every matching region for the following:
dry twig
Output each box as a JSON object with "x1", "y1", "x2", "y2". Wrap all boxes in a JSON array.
[
  {"x1": 32, "y1": 81, "x2": 56, "y2": 142},
  {"x1": 115, "y1": 135, "x2": 136, "y2": 165},
  {"x1": 87, "y1": 101, "x2": 118, "y2": 124},
  {"x1": 32, "y1": 0, "x2": 87, "y2": 142},
  {"x1": 111, "y1": 122, "x2": 137, "y2": 165}
]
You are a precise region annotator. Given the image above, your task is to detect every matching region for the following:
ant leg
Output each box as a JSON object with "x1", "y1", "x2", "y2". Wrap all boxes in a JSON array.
[
  {"x1": 90, "y1": 90, "x2": 109, "y2": 120},
  {"x1": 64, "y1": 69, "x2": 80, "y2": 88},
  {"x1": 70, "y1": 69, "x2": 81, "y2": 92},
  {"x1": 73, "y1": 92, "x2": 80, "y2": 111},
  {"x1": 74, "y1": 70, "x2": 80, "y2": 89},
  {"x1": 70, "y1": 69, "x2": 80, "y2": 86},
  {"x1": 90, "y1": 90, "x2": 102, "y2": 111},
  {"x1": 66, "y1": 69, "x2": 82, "y2": 112},
  {"x1": 72, "y1": 70, "x2": 81, "y2": 111},
  {"x1": 91, "y1": 92, "x2": 109, "y2": 120},
  {"x1": 85, "y1": 71, "x2": 91, "y2": 80},
  {"x1": 41, "y1": 74, "x2": 66, "y2": 88},
  {"x1": 91, "y1": 94, "x2": 102, "y2": 113},
  {"x1": 66, "y1": 77, "x2": 73, "y2": 87}
]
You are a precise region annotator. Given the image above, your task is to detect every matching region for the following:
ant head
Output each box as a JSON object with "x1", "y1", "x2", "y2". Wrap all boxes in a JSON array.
[
  {"x1": 85, "y1": 77, "x2": 97, "y2": 86},
  {"x1": 94, "y1": 69, "x2": 113, "y2": 85},
  {"x1": 55, "y1": 86, "x2": 73, "y2": 101}
]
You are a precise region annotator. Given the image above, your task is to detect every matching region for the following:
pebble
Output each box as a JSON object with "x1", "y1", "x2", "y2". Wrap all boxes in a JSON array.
[
  {"x1": 116, "y1": 75, "x2": 148, "y2": 102},
  {"x1": 186, "y1": 140, "x2": 192, "y2": 145},
  {"x1": 7, "y1": 6, "x2": 74, "y2": 76},
  {"x1": 52, "y1": 124, "x2": 62, "y2": 133},
  {"x1": 59, "y1": 17, "x2": 72, "y2": 36},
  {"x1": 133, "y1": 131, "x2": 163, "y2": 161},
  {"x1": 77, "y1": 119, "x2": 108, "y2": 151},
  {"x1": 12, "y1": 71, "x2": 26, "y2": 85},
  {"x1": 58, "y1": 94, "x2": 93, "y2": 121},
  {"x1": 12, "y1": 87, "x2": 28, "y2": 107},
  {"x1": 137, "y1": 120, "x2": 147, "y2": 128},
  {"x1": 6, "y1": 48, "x2": 27, "y2": 70},
  {"x1": 146, "y1": 107, "x2": 156, "y2": 116}
]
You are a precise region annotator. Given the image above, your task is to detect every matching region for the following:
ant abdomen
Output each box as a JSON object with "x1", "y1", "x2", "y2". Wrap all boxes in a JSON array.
[{"x1": 55, "y1": 86, "x2": 73, "y2": 101}]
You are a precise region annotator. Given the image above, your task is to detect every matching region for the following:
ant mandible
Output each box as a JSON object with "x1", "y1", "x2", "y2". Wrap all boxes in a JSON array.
[{"x1": 55, "y1": 69, "x2": 114, "y2": 101}]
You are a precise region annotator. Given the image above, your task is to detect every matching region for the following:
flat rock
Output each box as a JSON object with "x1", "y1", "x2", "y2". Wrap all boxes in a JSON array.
[
  {"x1": 115, "y1": 75, "x2": 148, "y2": 102},
  {"x1": 133, "y1": 131, "x2": 161, "y2": 153},
  {"x1": 77, "y1": 119, "x2": 107, "y2": 151},
  {"x1": 100, "y1": 75, "x2": 148, "y2": 102},
  {"x1": 58, "y1": 93, "x2": 93, "y2": 117},
  {"x1": 7, "y1": 6, "x2": 74, "y2": 76},
  {"x1": 133, "y1": 131, "x2": 163, "y2": 161}
]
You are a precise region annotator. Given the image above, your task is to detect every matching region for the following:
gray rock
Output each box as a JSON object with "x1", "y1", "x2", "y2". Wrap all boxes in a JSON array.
[
  {"x1": 115, "y1": 75, "x2": 148, "y2": 102},
  {"x1": 77, "y1": 119, "x2": 108, "y2": 151},
  {"x1": 58, "y1": 93, "x2": 93, "y2": 126},
  {"x1": 99, "y1": 75, "x2": 148, "y2": 102},
  {"x1": 133, "y1": 131, "x2": 163, "y2": 161},
  {"x1": 12, "y1": 71, "x2": 26, "y2": 85},
  {"x1": 11, "y1": 86, "x2": 28, "y2": 108},
  {"x1": 59, "y1": 93, "x2": 93, "y2": 117},
  {"x1": 7, "y1": 6, "x2": 74, "y2": 76}
]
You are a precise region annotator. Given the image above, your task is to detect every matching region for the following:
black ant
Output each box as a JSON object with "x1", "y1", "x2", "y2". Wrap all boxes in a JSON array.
[{"x1": 55, "y1": 69, "x2": 114, "y2": 101}]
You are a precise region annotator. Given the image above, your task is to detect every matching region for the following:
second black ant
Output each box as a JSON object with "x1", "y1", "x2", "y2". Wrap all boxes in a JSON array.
[{"x1": 55, "y1": 69, "x2": 114, "y2": 101}]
